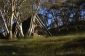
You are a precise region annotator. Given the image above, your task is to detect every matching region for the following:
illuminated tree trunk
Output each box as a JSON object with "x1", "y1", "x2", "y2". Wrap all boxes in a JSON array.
[
  {"x1": 0, "y1": 10, "x2": 9, "y2": 35},
  {"x1": 9, "y1": 0, "x2": 15, "y2": 40}
]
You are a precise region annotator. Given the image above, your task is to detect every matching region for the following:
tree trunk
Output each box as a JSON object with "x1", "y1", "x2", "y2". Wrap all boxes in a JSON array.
[
  {"x1": 9, "y1": 13, "x2": 14, "y2": 40},
  {"x1": 19, "y1": 23, "x2": 24, "y2": 37},
  {"x1": 9, "y1": 0, "x2": 15, "y2": 40},
  {"x1": 28, "y1": 15, "x2": 35, "y2": 36},
  {"x1": 0, "y1": 10, "x2": 9, "y2": 35}
]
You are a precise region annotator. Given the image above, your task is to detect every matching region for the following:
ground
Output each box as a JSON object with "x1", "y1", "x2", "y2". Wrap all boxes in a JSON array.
[{"x1": 0, "y1": 32, "x2": 85, "y2": 56}]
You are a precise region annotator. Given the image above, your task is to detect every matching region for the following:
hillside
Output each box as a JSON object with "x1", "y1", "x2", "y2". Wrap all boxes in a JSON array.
[{"x1": 0, "y1": 33, "x2": 85, "y2": 56}]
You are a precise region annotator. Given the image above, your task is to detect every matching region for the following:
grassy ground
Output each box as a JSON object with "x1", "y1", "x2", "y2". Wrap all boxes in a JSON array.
[{"x1": 0, "y1": 33, "x2": 85, "y2": 56}]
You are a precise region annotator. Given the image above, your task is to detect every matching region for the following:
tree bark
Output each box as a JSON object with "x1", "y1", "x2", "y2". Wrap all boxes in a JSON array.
[
  {"x1": 0, "y1": 10, "x2": 9, "y2": 35},
  {"x1": 9, "y1": 0, "x2": 15, "y2": 40}
]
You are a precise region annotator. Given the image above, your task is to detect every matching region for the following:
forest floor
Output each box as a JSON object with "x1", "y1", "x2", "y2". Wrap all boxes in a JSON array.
[{"x1": 0, "y1": 32, "x2": 85, "y2": 56}]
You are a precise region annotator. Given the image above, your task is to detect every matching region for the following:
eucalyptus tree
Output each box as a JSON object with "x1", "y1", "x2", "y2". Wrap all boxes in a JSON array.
[
  {"x1": 0, "y1": 0, "x2": 11, "y2": 38},
  {"x1": 0, "y1": 0, "x2": 33, "y2": 40}
]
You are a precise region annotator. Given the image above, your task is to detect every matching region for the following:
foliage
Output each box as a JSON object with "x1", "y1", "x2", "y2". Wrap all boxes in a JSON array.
[
  {"x1": 0, "y1": 0, "x2": 34, "y2": 39},
  {"x1": 17, "y1": 0, "x2": 33, "y2": 21},
  {"x1": 0, "y1": 0, "x2": 85, "y2": 38},
  {"x1": 0, "y1": 0, "x2": 33, "y2": 22}
]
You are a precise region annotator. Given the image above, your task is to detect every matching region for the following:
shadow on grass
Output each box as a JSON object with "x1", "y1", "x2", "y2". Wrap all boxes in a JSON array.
[
  {"x1": 61, "y1": 37, "x2": 85, "y2": 49},
  {"x1": 56, "y1": 54, "x2": 85, "y2": 56},
  {"x1": 0, "y1": 45, "x2": 33, "y2": 56},
  {"x1": 0, "y1": 44, "x2": 50, "y2": 56},
  {"x1": 55, "y1": 37, "x2": 85, "y2": 56}
]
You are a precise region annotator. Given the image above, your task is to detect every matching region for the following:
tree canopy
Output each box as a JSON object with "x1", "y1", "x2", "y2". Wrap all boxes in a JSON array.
[{"x1": 0, "y1": 0, "x2": 85, "y2": 39}]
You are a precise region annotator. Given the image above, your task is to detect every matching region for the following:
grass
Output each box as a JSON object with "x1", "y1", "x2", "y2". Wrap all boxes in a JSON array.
[{"x1": 0, "y1": 33, "x2": 85, "y2": 56}]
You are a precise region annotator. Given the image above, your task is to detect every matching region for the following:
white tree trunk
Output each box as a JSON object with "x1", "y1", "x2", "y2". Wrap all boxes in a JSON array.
[
  {"x1": 0, "y1": 10, "x2": 9, "y2": 35},
  {"x1": 9, "y1": 0, "x2": 15, "y2": 40},
  {"x1": 28, "y1": 16, "x2": 34, "y2": 36},
  {"x1": 19, "y1": 23, "x2": 24, "y2": 37}
]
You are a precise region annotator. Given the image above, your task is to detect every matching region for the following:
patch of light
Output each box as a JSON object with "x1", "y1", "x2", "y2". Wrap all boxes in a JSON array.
[
  {"x1": 47, "y1": 14, "x2": 52, "y2": 18},
  {"x1": 47, "y1": 19, "x2": 52, "y2": 26},
  {"x1": 81, "y1": 10, "x2": 85, "y2": 18},
  {"x1": 39, "y1": 8, "x2": 44, "y2": 14},
  {"x1": 70, "y1": 14, "x2": 74, "y2": 17}
]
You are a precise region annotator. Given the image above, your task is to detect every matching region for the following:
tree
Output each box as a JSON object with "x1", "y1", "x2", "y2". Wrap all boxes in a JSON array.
[
  {"x1": 0, "y1": 0, "x2": 33, "y2": 40},
  {"x1": 40, "y1": 0, "x2": 85, "y2": 35}
]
